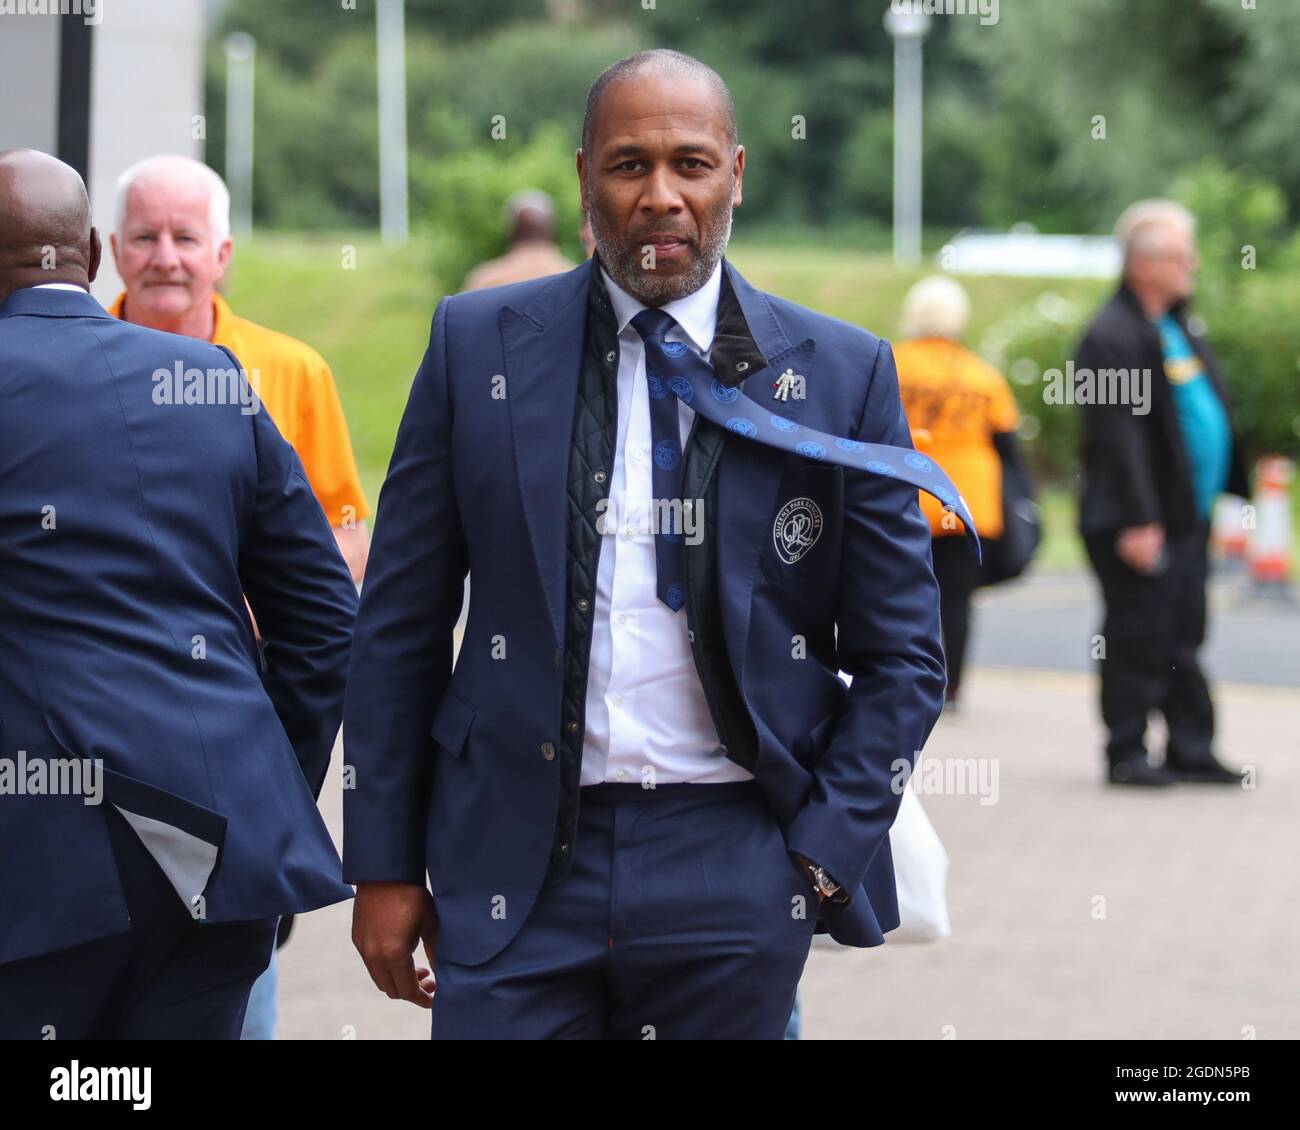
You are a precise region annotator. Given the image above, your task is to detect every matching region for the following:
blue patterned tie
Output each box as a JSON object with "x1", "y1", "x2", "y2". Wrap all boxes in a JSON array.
[
  {"x1": 638, "y1": 315, "x2": 689, "y2": 611},
  {"x1": 630, "y1": 308, "x2": 981, "y2": 582}
]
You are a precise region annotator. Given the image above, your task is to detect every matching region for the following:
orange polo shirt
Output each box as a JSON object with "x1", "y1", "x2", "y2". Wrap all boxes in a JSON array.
[
  {"x1": 110, "y1": 292, "x2": 369, "y2": 528},
  {"x1": 894, "y1": 337, "x2": 1020, "y2": 539}
]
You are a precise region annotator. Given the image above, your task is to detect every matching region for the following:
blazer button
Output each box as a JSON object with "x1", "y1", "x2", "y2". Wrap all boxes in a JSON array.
[
  {"x1": 566, "y1": 720, "x2": 579, "y2": 734},
  {"x1": 687, "y1": 629, "x2": 696, "y2": 643},
  {"x1": 541, "y1": 742, "x2": 556, "y2": 761},
  {"x1": 577, "y1": 598, "x2": 590, "y2": 612},
  {"x1": 594, "y1": 469, "x2": 606, "y2": 484}
]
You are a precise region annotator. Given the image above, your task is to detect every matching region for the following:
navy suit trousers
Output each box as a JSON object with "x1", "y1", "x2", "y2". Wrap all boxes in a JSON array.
[
  {"x1": 429, "y1": 781, "x2": 819, "y2": 1040},
  {"x1": 0, "y1": 806, "x2": 277, "y2": 1040}
]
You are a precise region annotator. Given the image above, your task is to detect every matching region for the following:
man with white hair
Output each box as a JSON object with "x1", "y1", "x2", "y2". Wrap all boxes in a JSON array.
[
  {"x1": 109, "y1": 155, "x2": 371, "y2": 1036},
  {"x1": 109, "y1": 155, "x2": 370, "y2": 581},
  {"x1": 1076, "y1": 199, "x2": 1249, "y2": 787}
]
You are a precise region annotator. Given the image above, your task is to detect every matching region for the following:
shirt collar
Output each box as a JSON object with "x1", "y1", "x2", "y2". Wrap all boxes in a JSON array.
[
  {"x1": 32, "y1": 283, "x2": 89, "y2": 293},
  {"x1": 600, "y1": 259, "x2": 723, "y2": 355}
]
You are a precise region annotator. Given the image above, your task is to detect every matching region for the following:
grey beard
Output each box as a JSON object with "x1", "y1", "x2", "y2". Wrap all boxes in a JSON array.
[{"x1": 589, "y1": 198, "x2": 733, "y2": 308}]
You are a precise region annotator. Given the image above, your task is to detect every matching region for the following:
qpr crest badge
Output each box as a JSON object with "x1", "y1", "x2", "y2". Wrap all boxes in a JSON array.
[{"x1": 773, "y1": 496, "x2": 823, "y2": 565}]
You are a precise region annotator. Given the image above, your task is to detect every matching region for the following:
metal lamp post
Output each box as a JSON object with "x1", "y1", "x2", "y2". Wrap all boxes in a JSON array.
[
  {"x1": 883, "y1": 7, "x2": 931, "y2": 265},
  {"x1": 224, "y1": 32, "x2": 256, "y2": 239},
  {"x1": 376, "y1": 0, "x2": 410, "y2": 246}
]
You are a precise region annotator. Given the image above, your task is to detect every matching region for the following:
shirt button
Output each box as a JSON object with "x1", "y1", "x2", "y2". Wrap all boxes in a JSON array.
[
  {"x1": 541, "y1": 742, "x2": 555, "y2": 761},
  {"x1": 611, "y1": 693, "x2": 624, "y2": 707},
  {"x1": 577, "y1": 598, "x2": 590, "y2": 612},
  {"x1": 605, "y1": 350, "x2": 616, "y2": 364},
  {"x1": 615, "y1": 769, "x2": 627, "y2": 780},
  {"x1": 687, "y1": 629, "x2": 695, "y2": 643},
  {"x1": 633, "y1": 448, "x2": 644, "y2": 461},
  {"x1": 594, "y1": 469, "x2": 607, "y2": 484},
  {"x1": 622, "y1": 529, "x2": 634, "y2": 541},
  {"x1": 616, "y1": 613, "x2": 628, "y2": 626}
]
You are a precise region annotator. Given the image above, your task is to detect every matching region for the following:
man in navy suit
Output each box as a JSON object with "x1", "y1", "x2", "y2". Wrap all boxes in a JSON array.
[
  {"x1": 0, "y1": 150, "x2": 357, "y2": 1038},
  {"x1": 345, "y1": 51, "x2": 951, "y2": 1039}
]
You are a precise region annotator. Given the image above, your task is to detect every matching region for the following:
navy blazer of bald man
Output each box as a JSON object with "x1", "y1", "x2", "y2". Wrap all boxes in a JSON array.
[
  {"x1": 0, "y1": 287, "x2": 356, "y2": 969},
  {"x1": 343, "y1": 257, "x2": 946, "y2": 967}
]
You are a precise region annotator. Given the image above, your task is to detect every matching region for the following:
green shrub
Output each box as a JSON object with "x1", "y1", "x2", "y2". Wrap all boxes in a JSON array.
[
  {"x1": 984, "y1": 276, "x2": 1300, "y2": 487},
  {"x1": 978, "y1": 290, "x2": 1092, "y2": 483},
  {"x1": 412, "y1": 122, "x2": 585, "y2": 292}
]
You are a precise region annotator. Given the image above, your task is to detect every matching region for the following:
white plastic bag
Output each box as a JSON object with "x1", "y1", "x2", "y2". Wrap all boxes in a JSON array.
[
  {"x1": 888, "y1": 782, "x2": 951, "y2": 943},
  {"x1": 835, "y1": 670, "x2": 951, "y2": 944}
]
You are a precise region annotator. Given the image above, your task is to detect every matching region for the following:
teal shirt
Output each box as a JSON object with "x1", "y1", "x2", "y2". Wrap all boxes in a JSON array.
[{"x1": 1156, "y1": 315, "x2": 1231, "y2": 520}]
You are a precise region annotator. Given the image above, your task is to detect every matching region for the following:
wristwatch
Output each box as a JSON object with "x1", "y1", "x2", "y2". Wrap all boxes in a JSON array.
[{"x1": 796, "y1": 853, "x2": 845, "y2": 904}]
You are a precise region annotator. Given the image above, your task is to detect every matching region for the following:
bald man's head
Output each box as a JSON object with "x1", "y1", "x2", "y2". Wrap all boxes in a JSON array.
[{"x1": 0, "y1": 149, "x2": 100, "y2": 302}]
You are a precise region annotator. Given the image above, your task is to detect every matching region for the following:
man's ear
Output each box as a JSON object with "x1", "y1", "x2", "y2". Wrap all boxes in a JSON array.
[
  {"x1": 214, "y1": 236, "x2": 234, "y2": 285},
  {"x1": 732, "y1": 145, "x2": 745, "y2": 209},
  {"x1": 576, "y1": 149, "x2": 588, "y2": 213},
  {"x1": 88, "y1": 227, "x2": 102, "y2": 284}
]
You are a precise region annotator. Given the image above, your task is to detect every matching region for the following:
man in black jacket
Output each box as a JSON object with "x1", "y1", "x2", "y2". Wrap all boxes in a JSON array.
[{"x1": 1076, "y1": 199, "x2": 1249, "y2": 787}]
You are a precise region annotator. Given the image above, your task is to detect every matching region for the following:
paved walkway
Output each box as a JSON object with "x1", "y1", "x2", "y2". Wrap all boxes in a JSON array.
[
  {"x1": 972, "y1": 565, "x2": 1297, "y2": 686},
  {"x1": 277, "y1": 576, "x2": 1299, "y2": 1039},
  {"x1": 798, "y1": 666, "x2": 1299, "y2": 1039}
]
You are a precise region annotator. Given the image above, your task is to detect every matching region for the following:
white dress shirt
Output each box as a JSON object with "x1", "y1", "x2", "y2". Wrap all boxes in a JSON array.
[
  {"x1": 580, "y1": 262, "x2": 753, "y2": 786},
  {"x1": 31, "y1": 283, "x2": 89, "y2": 292}
]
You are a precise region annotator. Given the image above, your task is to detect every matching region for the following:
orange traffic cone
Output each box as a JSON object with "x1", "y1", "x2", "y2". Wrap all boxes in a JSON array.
[
  {"x1": 1247, "y1": 455, "x2": 1294, "y2": 594},
  {"x1": 1211, "y1": 496, "x2": 1248, "y2": 562}
]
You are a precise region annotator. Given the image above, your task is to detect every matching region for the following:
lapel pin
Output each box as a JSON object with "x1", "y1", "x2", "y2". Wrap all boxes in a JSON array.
[{"x1": 772, "y1": 369, "x2": 804, "y2": 401}]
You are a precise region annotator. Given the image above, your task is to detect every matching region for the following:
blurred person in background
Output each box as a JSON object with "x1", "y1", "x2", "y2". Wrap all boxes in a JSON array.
[
  {"x1": 1076, "y1": 200, "x2": 1249, "y2": 788},
  {"x1": 461, "y1": 189, "x2": 575, "y2": 291},
  {"x1": 109, "y1": 155, "x2": 371, "y2": 584},
  {"x1": 109, "y1": 154, "x2": 372, "y2": 1037},
  {"x1": 894, "y1": 276, "x2": 1023, "y2": 712}
]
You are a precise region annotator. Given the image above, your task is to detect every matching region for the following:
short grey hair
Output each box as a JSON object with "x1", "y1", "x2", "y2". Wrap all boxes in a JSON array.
[
  {"x1": 900, "y1": 275, "x2": 971, "y2": 341},
  {"x1": 1114, "y1": 199, "x2": 1195, "y2": 263},
  {"x1": 114, "y1": 155, "x2": 231, "y2": 245}
]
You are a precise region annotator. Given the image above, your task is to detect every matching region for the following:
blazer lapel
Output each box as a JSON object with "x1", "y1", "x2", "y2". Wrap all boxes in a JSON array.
[
  {"x1": 499, "y1": 262, "x2": 593, "y2": 652},
  {"x1": 714, "y1": 261, "x2": 818, "y2": 696}
]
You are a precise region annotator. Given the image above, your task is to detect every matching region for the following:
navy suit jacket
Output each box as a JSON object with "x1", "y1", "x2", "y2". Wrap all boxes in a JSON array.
[
  {"x1": 343, "y1": 259, "x2": 945, "y2": 966},
  {"x1": 0, "y1": 288, "x2": 356, "y2": 966}
]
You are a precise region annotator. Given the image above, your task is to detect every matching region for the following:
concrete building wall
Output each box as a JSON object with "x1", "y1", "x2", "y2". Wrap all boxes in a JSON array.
[
  {"x1": 0, "y1": 13, "x2": 61, "y2": 153},
  {"x1": 0, "y1": 3, "x2": 205, "y2": 303},
  {"x1": 88, "y1": 0, "x2": 206, "y2": 302}
]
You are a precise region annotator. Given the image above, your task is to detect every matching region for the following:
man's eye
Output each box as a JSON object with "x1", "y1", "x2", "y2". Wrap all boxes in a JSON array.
[
  {"x1": 617, "y1": 160, "x2": 643, "y2": 172},
  {"x1": 680, "y1": 159, "x2": 705, "y2": 170}
]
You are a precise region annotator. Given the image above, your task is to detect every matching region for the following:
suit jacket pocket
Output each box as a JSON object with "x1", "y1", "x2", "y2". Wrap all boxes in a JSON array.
[
  {"x1": 429, "y1": 687, "x2": 475, "y2": 758},
  {"x1": 762, "y1": 462, "x2": 843, "y2": 588}
]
